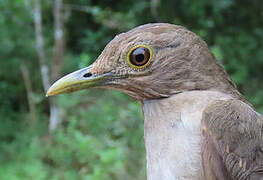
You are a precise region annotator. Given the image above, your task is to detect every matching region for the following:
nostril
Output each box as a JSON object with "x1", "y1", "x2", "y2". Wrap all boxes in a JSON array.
[{"x1": 83, "y1": 73, "x2": 92, "y2": 78}]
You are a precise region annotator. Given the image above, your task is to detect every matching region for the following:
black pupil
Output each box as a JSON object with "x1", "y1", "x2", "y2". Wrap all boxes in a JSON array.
[
  {"x1": 130, "y1": 47, "x2": 150, "y2": 66},
  {"x1": 136, "y1": 54, "x2": 145, "y2": 62}
]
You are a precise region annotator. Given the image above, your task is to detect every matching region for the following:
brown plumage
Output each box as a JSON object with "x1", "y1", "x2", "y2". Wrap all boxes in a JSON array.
[
  {"x1": 47, "y1": 23, "x2": 263, "y2": 180},
  {"x1": 90, "y1": 24, "x2": 244, "y2": 101},
  {"x1": 202, "y1": 100, "x2": 263, "y2": 179}
]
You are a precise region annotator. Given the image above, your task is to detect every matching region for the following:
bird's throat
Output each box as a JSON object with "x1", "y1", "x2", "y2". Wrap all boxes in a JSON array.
[{"x1": 142, "y1": 90, "x2": 232, "y2": 180}]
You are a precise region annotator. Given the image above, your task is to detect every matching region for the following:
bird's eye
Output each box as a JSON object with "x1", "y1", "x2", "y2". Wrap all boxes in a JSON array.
[{"x1": 127, "y1": 45, "x2": 153, "y2": 69}]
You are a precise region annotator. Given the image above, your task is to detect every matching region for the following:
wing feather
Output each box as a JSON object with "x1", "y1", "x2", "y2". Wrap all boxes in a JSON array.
[{"x1": 201, "y1": 99, "x2": 263, "y2": 180}]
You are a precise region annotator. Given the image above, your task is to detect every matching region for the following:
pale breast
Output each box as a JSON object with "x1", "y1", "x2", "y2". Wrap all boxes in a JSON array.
[{"x1": 143, "y1": 90, "x2": 232, "y2": 180}]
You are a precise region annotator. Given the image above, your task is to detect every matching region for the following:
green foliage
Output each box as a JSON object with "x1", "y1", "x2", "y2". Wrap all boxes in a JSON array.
[
  {"x1": 0, "y1": 91, "x2": 144, "y2": 180},
  {"x1": 0, "y1": 0, "x2": 263, "y2": 179}
]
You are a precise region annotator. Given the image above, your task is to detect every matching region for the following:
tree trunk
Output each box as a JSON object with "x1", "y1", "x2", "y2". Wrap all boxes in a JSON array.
[
  {"x1": 34, "y1": 0, "x2": 50, "y2": 92},
  {"x1": 20, "y1": 61, "x2": 37, "y2": 123},
  {"x1": 150, "y1": 0, "x2": 161, "y2": 22},
  {"x1": 33, "y1": 0, "x2": 63, "y2": 132},
  {"x1": 52, "y1": 0, "x2": 65, "y2": 82}
]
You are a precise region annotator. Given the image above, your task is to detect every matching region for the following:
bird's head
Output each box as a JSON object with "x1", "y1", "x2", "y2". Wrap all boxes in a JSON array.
[{"x1": 47, "y1": 23, "x2": 236, "y2": 101}]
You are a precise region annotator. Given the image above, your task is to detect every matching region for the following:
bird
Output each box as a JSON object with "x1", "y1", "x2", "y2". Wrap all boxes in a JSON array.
[{"x1": 47, "y1": 23, "x2": 263, "y2": 180}]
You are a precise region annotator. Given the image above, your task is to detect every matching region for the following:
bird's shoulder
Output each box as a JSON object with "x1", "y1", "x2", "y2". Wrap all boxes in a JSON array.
[{"x1": 201, "y1": 99, "x2": 263, "y2": 180}]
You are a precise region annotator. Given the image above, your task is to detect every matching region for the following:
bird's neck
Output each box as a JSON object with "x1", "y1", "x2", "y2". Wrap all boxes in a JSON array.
[{"x1": 142, "y1": 90, "x2": 232, "y2": 180}]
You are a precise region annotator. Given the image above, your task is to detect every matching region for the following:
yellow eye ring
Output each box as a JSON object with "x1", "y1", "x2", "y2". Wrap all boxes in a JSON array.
[{"x1": 126, "y1": 45, "x2": 153, "y2": 69}]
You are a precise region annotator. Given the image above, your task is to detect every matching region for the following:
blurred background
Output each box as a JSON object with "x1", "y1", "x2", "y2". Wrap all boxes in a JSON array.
[{"x1": 0, "y1": 0, "x2": 263, "y2": 179}]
